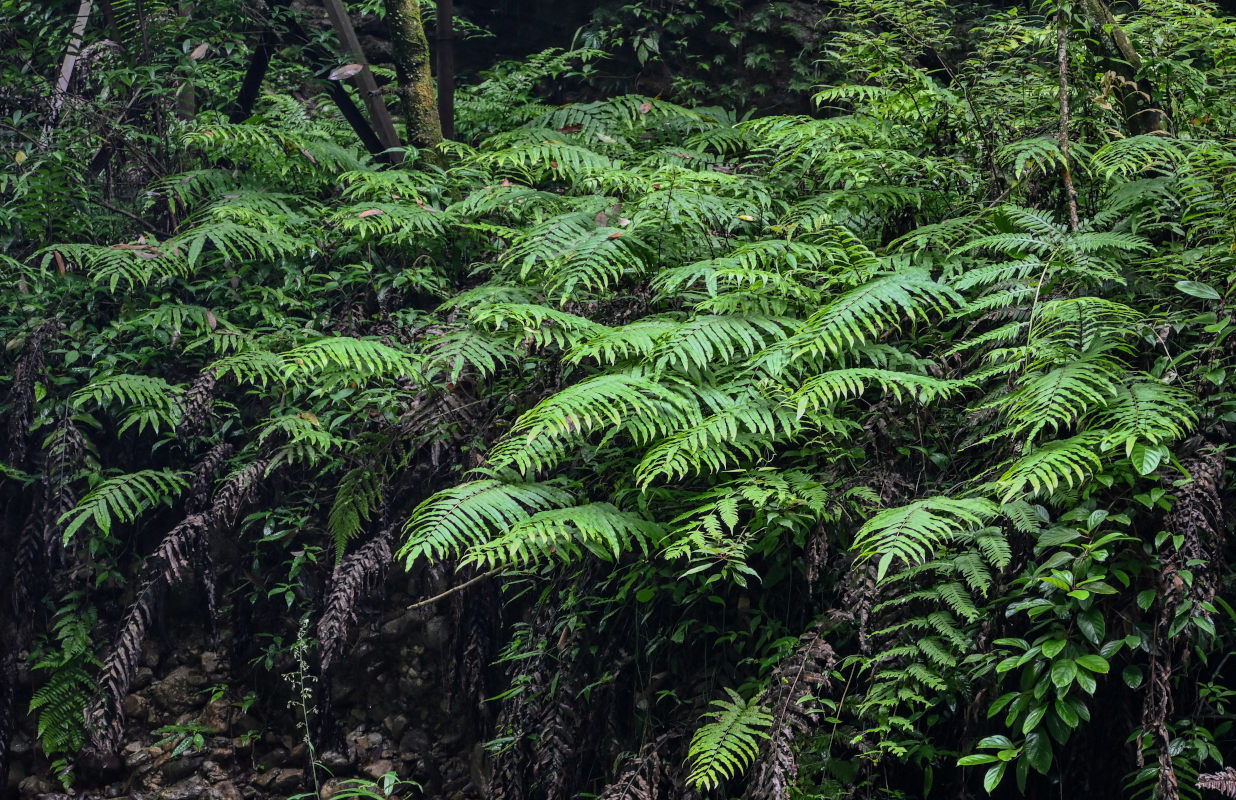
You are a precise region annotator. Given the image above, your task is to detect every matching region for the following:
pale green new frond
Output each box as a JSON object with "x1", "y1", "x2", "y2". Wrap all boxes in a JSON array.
[
  {"x1": 283, "y1": 337, "x2": 419, "y2": 383},
  {"x1": 788, "y1": 368, "x2": 963, "y2": 418},
  {"x1": 997, "y1": 431, "x2": 1107, "y2": 502},
  {"x1": 464, "y1": 503, "x2": 665, "y2": 568},
  {"x1": 652, "y1": 314, "x2": 794, "y2": 374},
  {"x1": 1094, "y1": 380, "x2": 1197, "y2": 445},
  {"x1": 469, "y1": 302, "x2": 599, "y2": 350},
  {"x1": 687, "y1": 688, "x2": 773, "y2": 791},
  {"x1": 1090, "y1": 135, "x2": 1190, "y2": 179},
  {"x1": 60, "y1": 469, "x2": 191, "y2": 543},
  {"x1": 855, "y1": 497, "x2": 1001, "y2": 580},
  {"x1": 487, "y1": 371, "x2": 695, "y2": 475},
  {"x1": 635, "y1": 398, "x2": 801, "y2": 486},
  {"x1": 567, "y1": 317, "x2": 684, "y2": 366},
  {"x1": 399, "y1": 479, "x2": 574, "y2": 564}
]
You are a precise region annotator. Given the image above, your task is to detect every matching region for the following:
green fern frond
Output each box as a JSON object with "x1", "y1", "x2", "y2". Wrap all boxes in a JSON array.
[
  {"x1": 567, "y1": 317, "x2": 685, "y2": 366},
  {"x1": 400, "y1": 479, "x2": 574, "y2": 564},
  {"x1": 328, "y1": 467, "x2": 383, "y2": 561},
  {"x1": 687, "y1": 688, "x2": 774, "y2": 791},
  {"x1": 788, "y1": 368, "x2": 964, "y2": 418},
  {"x1": 60, "y1": 469, "x2": 191, "y2": 543},
  {"x1": 1093, "y1": 380, "x2": 1196, "y2": 445},
  {"x1": 855, "y1": 497, "x2": 1001, "y2": 580},
  {"x1": 996, "y1": 431, "x2": 1107, "y2": 502},
  {"x1": 652, "y1": 314, "x2": 794, "y2": 374},
  {"x1": 487, "y1": 371, "x2": 695, "y2": 475},
  {"x1": 469, "y1": 303, "x2": 599, "y2": 350},
  {"x1": 424, "y1": 327, "x2": 520, "y2": 382},
  {"x1": 464, "y1": 503, "x2": 665, "y2": 568},
  {"x1": 635, "y1": 397, "x2": 801, "y2": 486}
]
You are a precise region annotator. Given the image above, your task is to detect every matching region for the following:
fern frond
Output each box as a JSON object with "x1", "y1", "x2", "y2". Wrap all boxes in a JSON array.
[
  {"x1": 328, "y1": 467, "x2": 383, "y2": 561},
  {"x1": 464, "y1": 503, "x2": 665, "y2": 568},
  {"x1": 687, "y1": 688, "x2": 774, "y2": 791},
  {"x1": 399, "y1": 479, "x2": 574, "y2": 564},
  {"x1": 996, "y1": 431, "x2": 1107, "y2": 501},
  {"x1": 854, "y1": 497, "x2": 1001, "y2": 580},
  {"x1": 60, "y1": 469, "x2": 191, "y2": 543},
  {"x1": 487, "y1": 371, "x2": 695, "y2": 475}
]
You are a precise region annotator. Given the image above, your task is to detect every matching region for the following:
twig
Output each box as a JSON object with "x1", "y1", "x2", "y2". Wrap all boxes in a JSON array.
[
  {"x1": 405, "y1": 568, "x2": 500, "y2": 610},
  {"x1": 1056, "y1": 9, "x2": 1081, "y2": 231},
  {"x1": 88, "y1": 196, "x2": 171, "y2": 237}
]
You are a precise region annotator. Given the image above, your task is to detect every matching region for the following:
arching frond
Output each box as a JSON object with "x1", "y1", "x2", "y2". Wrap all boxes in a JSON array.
[
  {"x1": 464, "y1": 503, "x2": 665, "y2": 567},
  {"x1": 400, "y1": 479, "x2": 574, "y2": 564}
]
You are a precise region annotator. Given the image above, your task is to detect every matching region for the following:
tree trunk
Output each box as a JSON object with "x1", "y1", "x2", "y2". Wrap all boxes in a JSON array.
[{"x1": 384, "y1": 0, "x2": 443, "y2": 154}]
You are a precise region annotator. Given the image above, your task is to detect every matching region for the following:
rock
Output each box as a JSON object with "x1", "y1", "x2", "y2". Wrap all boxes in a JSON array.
[
  {"x1": 150, "y1": 666, "x2": 207, "y2": 713},
  {"x1": 319, "y1": 749, "x2": 353, "y2": 771},
  {"x1": 256, "y1": 746, "x2": 289, "y2": 771},
  {"x1": 17, "y1": 775, "x2": 55, "y2": 799},
  {"x1": 362, "y1": 759, "x2": 395, "y2": 781},
  {"x1": 383, "y1": 713, "x2": 409, "y2": 740},
  {"x1": 197, "y1": 698, "x2": 230, "y2": 734},
  {"x1": 161, "y1": 754, "x2": 205, "y2": 783},
  {"x1": 200, "y1": 650, "x2": 222, "y2": 674},
  {"x1": 123, "y1": 693, "x2": 150, "y2": 719},
  {"x1": 398, "y1": 727, "x2": 429, "y2": 755},
  {"x1": 134, "y1": 666, "x2": 155, "y2": 689},
  {"x1": 380, "y1": 611, "x2": 415, "y2": 638},
  {"x1": 270, "y1": 768, "x2": 305, "y2": 793},
  {"x1": 203, "y1": 782, "x2": 244, "y2": 800},
  {"x1": 422, "y1": 615, "x2": 450, "y2": 650},
  {"x1": 200, "y1": 760, "x2": 228, "y2": 783},
  {"x1": 124, "y1": 746, "x2": 157, "y2": 771},
  {"x1": 159, "y1": 775, "x2": 209, "y2": 800},
  {"x1": 141, "y1": 641, "x2": 161, "y2": 669}
]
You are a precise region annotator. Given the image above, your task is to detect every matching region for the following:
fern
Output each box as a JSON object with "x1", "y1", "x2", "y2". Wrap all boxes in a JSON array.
[
  {"x1": 854, "y1": 497, "x2": 1001, "y2": 580},
  {"x1": 60, "y1": 469, "x2": 191, "y2": 543},
  {"x1": 687, "y1": 688, "x2": 774, "y2": 791},
  {"x1": 464, "y1": 503, "x2": 665, "y2": 568},
  {"x1": 400, "y1": 480, "x2": 574, "y2": 565}
]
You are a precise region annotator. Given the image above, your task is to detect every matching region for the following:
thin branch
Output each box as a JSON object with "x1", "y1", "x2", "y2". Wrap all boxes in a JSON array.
[
  {"x1": 405, "y1": 568, "x2": 500, "y2": 610},
  {"x1": 1056, "y1": 8, "x2": 1081, "y2": 231},
  {"x1": 87, "y1": 196, "x2": 171, "y2": 237}
]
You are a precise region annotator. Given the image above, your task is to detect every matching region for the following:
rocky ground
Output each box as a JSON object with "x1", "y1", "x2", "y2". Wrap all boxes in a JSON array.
[{"x1": 6, "y1": 581, "x2": 484, "y2": 800}]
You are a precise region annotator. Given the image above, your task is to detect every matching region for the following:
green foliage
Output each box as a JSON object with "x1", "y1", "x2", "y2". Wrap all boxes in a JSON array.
[
  {"x1": 8, "y1": 1, "x2": 1236, "y2": 798},
  {"x1": 687, "y1": 688, "x2": 774, "y2": 790}
]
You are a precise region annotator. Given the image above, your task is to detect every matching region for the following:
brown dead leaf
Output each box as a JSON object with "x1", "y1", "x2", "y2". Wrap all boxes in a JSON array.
[
  {"x1": 189, "y1": 42, "x2": 210, "y2": 61},
  {"x1": 358, "y1": 209, "x2": 385, "y2": 218}
]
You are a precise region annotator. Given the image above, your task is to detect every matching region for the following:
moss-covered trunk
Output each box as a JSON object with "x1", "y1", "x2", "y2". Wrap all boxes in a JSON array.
[{"x1": 383, "y1": 0, "x2": 443, "y2": 152}]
